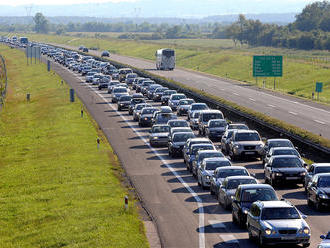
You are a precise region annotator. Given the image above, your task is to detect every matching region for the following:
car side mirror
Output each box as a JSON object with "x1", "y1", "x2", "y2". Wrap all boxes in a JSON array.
[
  {"x1": 320, "y1": 235, "x2": 326, "y2": 239},
  {"x1": 266, "y1": 154, "x2": 271, "y2": 157},
  {"x1": 251, "y1": 173, "x2": 256, "y2": 178},
  {"x1": 301, "y1": 215, "x2": 307, "y2": 219},
  {"x1": 295, "y1": 147, "x2": 299, "y2": 150},
  {"x1": 308, "y1": 182, "x2": 314, "y2": 188},
  {"x1": 262, "y1": 137, "x2": 267, "y2": 142}
]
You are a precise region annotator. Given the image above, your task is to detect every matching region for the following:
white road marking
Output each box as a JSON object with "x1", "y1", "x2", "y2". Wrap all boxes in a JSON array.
[
  {"x1": 314, "y1": 120, "x2": 326, "y2": 125},
  {"x1": 208, "y1": 220, "x2": 226, "y2": 229},
  {"x1": 289, "y1": 111, "x2": 298, "y2": 116},
  {"x1": 249, "y1": 98, "x2": 256, "y2": 102},
  {"x1": 233, "y1": 93, "x2": 240, "y2": 96},
  {"x1": 66, "y1": 68, "x2": 206, "y2": 248},
  {"x1": 219, "y1": 234, "x2": 239, "y2": 243},
  {"x1": 267, "y1": 104, "x2": 275, "y2": 108},
  {"x1": 221, "y1": 88, "x2": 225, "y2": 91}
]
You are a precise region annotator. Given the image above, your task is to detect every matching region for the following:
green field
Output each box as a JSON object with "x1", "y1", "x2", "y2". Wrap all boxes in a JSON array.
[
  {"x1": 7, "y1": 32, "x2": 330, "y2": 104},
  {"x1": 0, "y1": 45, "x2": 149, "y2": 248}
]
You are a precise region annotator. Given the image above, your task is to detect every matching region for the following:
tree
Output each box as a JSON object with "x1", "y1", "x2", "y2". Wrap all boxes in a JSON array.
[
  {"x1": 33, "y1": 12, "x2": 49, "y2": 33},
  {"x1": 55, "y1": 24, "x2": 66, "y2": 35}
]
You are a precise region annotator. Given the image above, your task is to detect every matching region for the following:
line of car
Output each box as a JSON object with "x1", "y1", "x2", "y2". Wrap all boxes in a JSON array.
[{"x1": 39, "y1": 42, "x2": 330, "y2": 248}]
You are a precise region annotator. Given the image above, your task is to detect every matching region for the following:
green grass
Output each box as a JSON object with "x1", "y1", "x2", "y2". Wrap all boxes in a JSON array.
[
  {"x1": 0, "y1": 45, "x2": 149, "y2": 248},
  {"x1": 15, "y1": 32, "x2": 330, "y2": 104}
]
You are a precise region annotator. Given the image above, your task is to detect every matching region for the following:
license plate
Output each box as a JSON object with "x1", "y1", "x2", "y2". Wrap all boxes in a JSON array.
[
  {"x1": 245, "y1": 152, "x2": 255, "y2": 155},
  {"x1": 286, "y1": 177, "x2": 299, "y2": 180},
  {"x1": 281, "y1": 236, "x2": 296, "y2": 240}
]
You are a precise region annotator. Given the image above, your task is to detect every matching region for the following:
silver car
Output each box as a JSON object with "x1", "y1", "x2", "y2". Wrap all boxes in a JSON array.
[
  {"x1": 218, "y1": 176, "x2": 257, "y2": 209},
  {"x1": 304, "y1": 163, "x2": 330, "y2": 191},
  {"x1": 247, "y1": 201, "x2": 310, "y2": 247},
  {"x1": 149, "y1": 124, "x2": 170, "y2": 147}
]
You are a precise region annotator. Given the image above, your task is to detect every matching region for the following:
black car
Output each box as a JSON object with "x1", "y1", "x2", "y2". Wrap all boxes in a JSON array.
[
  {"x1": 117, "y1": 95, "x2": 132, "y2": 111},
  {"x1": 101, "y1": 50, "x2": 110, "y2": 57},
  {"x1": 139, "y1": 107, "x2": 159, "y2": 127},
  {"x1": 128, "y1": 98, "x2": 146, "y2": 115},
  {"x1": 264, "y1": 155, "x2": 307, "y2": 187},
  {"x1": 307, "y1": 173, "x2": 330, "y2": 211},
  {"x1": 232, "y1": 184, "x2": 278, "y2": 227},
  {"x1": 168, "y1": 132, "x2": 195, "y2": 158},
  {"x1": 82, "y1": 47, "x2": 89, "y2": 52}
]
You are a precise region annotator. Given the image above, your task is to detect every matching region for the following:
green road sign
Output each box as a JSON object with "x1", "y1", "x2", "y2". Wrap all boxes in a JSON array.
[
  {"x1": 316, "y1": 82, "x2": 323, "y2": 93},
  {"x1": 253, "y1": 55, "x2": 283, "y2": 77}
]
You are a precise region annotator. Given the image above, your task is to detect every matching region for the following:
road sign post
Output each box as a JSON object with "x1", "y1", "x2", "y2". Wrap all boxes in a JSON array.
[
  {"x1": 315, "y1": 82, "x2": 323, "y2": 101},
  {"x1": 47, "y1": 60, "x2": 50, "y2": 71},
  {"x1": 70, "y1": 88, "x2": 75, "y2": 102}
]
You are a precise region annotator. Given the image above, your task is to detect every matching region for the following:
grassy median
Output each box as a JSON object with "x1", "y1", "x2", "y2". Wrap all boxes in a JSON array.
[
  {"x1": 16, "y1": 32, "x2": 330, "y2": 104},
  {"x1": 0, "y1": 45, "x2": 149, "y2": 248}
]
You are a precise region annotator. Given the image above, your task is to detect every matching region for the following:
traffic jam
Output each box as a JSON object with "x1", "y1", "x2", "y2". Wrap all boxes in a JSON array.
[{"x1": 37, "y1": 42, "x2": 330, "y2": 248}]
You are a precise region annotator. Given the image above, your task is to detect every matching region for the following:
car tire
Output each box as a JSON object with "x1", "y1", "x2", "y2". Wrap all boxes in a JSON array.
[
  {"x1": 302, "y1": 243, "x2": 310, "y2": 248},
  {"x1": 247, "y1": 225, "x2": 253, "y2": 240},
  {"x1": 270, "y1": 177, "x2": 276, "y2": 188},
  {"x1": 315, "y1": 200, "x2": 322, "y2": 211},
  {"x1": 198, "y1": 178, "x2": 201, "y2": 187},
  {"x1": 232, "y1": 211, "x2": 237, "y2": 224},
  {"x1": 201, "y1": 180, "x2": 206, "y2": 190},
  {"x1": 210, "y1": 187, "x2": 215, "y2": 195}
]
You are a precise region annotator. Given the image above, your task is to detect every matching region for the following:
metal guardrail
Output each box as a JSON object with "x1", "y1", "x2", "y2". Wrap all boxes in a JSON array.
[{"x1": 0, "y1": 54, "x2": 7, "y2": 109}]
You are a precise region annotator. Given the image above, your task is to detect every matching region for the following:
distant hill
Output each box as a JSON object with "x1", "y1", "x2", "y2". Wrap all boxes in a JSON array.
[
  {"x1": 0, "y1": 0, "x2": 311, "y2": 19},
  {"x1": 0, "y1": 13, "x2": 296, "y2": 26}
]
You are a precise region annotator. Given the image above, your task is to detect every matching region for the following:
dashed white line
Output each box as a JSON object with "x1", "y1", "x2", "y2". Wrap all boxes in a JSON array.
[
  {"x1": 267, "y1": 104, "x2": 276, "y2": 108},
  {"x1": 67, "y1": 68, "x2": 206, "y2": 248},
  {"x1": 233, "y1": 92, "x2": 240, "y2": 96},
  {"x1": 219, "y1": 234, "x2": 239, "y2": 243},
  {"x1": 249, "y1": 98, "x2": 256, "y2": 102},
  {"x1": 289, "y1": 111, "x2": 298, "y2": 116},
  {"x1": 314, "y1": 120, "x2": 326, "y2": 125}
]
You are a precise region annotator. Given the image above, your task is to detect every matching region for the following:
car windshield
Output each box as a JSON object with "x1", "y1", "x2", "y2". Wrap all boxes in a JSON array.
[
  {"x1": 269, "y1": 140, "x2": 293, "y2": 148},
  {"x1": 261, "y1": 207, "x2": 300, "y2": 220},
  {"x1": 209, "y1": 121, "x2": 227, "y2": 128},
  {"x1": 152, "y1": 126, "x2": 170, "y2": 133},
  {"x1": 119, "y1": 96, "x2": 131, "y2": 101},
  {"x1": 172, "y1": 95, "x2": 186, "y2": 100},
  {"x1": 315, "y1": 167, "x2": 330, "y2": 174},
  {"x1": 142, "y1": 108, "x2": 158, "y2": 114},
  {"x1": 241, "y1": 188, "x2": 277, "y2": 202},
  {"x1": 192, "y1": 104, "x2": 208, "y2": 110},
  {"x1": 272, "y1": 157, "x2": 302, "y2": 168},
  {"x1": 217, "y1": 169, "x2": 249, "y2": 178},
  {"x1": 179, "y1": 99, "x2": 194, "y2": 105},
  {"x1": 318, "y1": 176, "x2": 330, "y2": 187},
  {"x1": 127, "y1": 74, "x2": 136, "y2": 78},
  {"x1": 132, "y1": 99, "x2": 145, "y2": 104},
  {"x1": 206, "y1": 161, "x2": 231, "y2": 169},
  {"x1": 136, "y1": 104, "x2": 148, "y2": 110},
  {"x1": 227, "y1": 179, "x2": 256, "y2": 189},
  {"x1": 173, "y1": 133, "x2": 195, "y2": 142},
  {"x1": 192, "y1": 146, "x2": 214, "y2": 155},
  {"x1": 169, "y1": 121, "x2": 189, "y2": 128},
  {"x1": 113, "y1": 88, "x2": 127, "y2": 93},
  {"x1": 158, "y1": 113, "x2": 175, "y2": 120},
  {"x1": 202, "y1": 113, "x2": 223, "y2": 122},
  {"x1": 273, "y1": 149, "x2": 299, "y2": 157},
  {"x1": 235, "y1": 132, "x2": 260, "y2": 141}
]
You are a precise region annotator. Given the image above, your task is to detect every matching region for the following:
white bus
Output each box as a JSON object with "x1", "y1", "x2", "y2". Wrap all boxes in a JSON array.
[{"x1": 155, "y1": 48, "x2": 175, "y2": 70}]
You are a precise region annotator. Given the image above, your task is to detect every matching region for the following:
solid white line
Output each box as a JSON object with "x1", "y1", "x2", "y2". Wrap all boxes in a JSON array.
[
  {"x1": 68, "y1": 69, "x2": 206, "y2": 248},
  {"x1": 219, "y1": 234, "x2": 239, "y2": 243},
  {"x1": 314, "y1": 120, "x2": 326, "y2": 125},
  {"x1": 289, "y1": 111, "x2": 298, "y2": 116}
]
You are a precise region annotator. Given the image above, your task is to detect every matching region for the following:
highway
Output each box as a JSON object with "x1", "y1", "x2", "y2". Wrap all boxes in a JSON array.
[
  {"x1": 47, "y1": 55, "x2": 329, "y2": 248},
  {"x1": 50, "y1": 43, "x2": 330, "y2": 140}
]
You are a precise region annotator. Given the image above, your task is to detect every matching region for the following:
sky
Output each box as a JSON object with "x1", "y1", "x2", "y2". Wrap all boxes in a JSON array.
[{"x1": 3, "y1": 0, "x2": 318, "y2": 6}]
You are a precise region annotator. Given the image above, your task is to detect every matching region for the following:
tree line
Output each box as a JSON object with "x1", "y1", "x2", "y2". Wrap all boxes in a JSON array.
[
  {"x1": 1, "y1": 1, "x2": 329, "y2": 50},
  {"x1": 223, "y1": 1, "x2": 330, "y2": 50}
]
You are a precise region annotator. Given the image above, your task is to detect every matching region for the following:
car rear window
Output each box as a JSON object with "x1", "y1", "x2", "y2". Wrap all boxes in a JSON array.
[
  {"x1": 235, "y1": 132, "x2": 260, "y2": 141},
  {"x1": 241, "y1": 188, "x2": 277, "y2": 202},
  {"x1": 272, "y1": 157, "x2": 302, "y2": 168},
  {"x1": 217, "y1": 169, "x2": 249, "y2": 178},
  {"x1": 227, "y1": 179, "x2": 256, "y2": 189}
]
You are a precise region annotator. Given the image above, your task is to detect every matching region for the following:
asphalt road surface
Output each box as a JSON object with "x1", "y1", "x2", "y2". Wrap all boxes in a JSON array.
[
  {"x1": 50, "y1": 43, "x2": 330, "y2": 140},
  {"x1": 45, "y1": 56, "x2": 329, "y2": 248}
]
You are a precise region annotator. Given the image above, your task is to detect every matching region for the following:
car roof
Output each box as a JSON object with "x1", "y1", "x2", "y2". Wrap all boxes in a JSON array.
[
  {"x1": 168, "y1": 119, "x2": 188, "y2": 123},
  {"x1": 315, "y1": 173, "x2": 330, "y2": 177},
  {"x1": 199, "y1": 109, "x2": 222, "y2": 113},
  {"x1": 271, "y1": 155, "x2": 301, "y2": 159},
  {"x1": 271, "y1": 147, "x2": 296, "y2": 151},
  {"x1": 217, "y1": 166, "x2": 246, "y2": 170},
  {"x1": 198, "y1": 150, "x2": 221, "y2": 154},
  {"x1": 312, "y1": 163, "x2": 330, "y2": 167},
  {"x1": 257, "y1": 200, "x2": 292, "y2": 208},
  {"x1": 226, "y1": 175, "x2": 256, "y2": 181},
  {"x1": 267, "y1": 138, "x2": 292, "y2": 142},
  {"x1": 233, "y1": 129, "x2": 258, "y2": 134},
  {"x1": 239, "y1": 184, "x2": 273, "y2": 189},
  {"x1": 203, "y1": 157, "x2": 230, "y2": 162},
  {"x1": 152, "y1": 124, "x2": 170, "y2": 128},
  {"x1": 172, "y1": 131, "x2": 194, "y2": 137},
  {"x1": 191, "y1": 143, "x2": 214, "y2": 148}
]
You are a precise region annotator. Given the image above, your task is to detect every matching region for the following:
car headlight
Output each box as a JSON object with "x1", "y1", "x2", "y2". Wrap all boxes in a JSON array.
[
  {"x1": 265, "y1": 229, "x2": 272, "y2": 235},
  {"x1": 234, "y1": 144, "x2": 241, "y2": 149},
  {"x1": 153, "y1": 137, "x2": 159, "y2": 140},
  {"x1": 275, "y1": 172, "x2": 283, "y2": 177},
  {"x1": 300, "y1": 172, "x2": 306, "y2": 176},
  {"x1": 144, "y1": 117, "x2": 148, "y2": 120},
  {"x1": 205, "y1": 176, "x2": 210, "y2": 180},
  {"x1": 319, "y1": 193, "x2": 328, "y2": 199},
  {"x1": 299, "y1": 227, "x2": 310, "y2": 234},
  {"x1": 242, "y1": 207, "x2": 249, "y2": 215}
]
